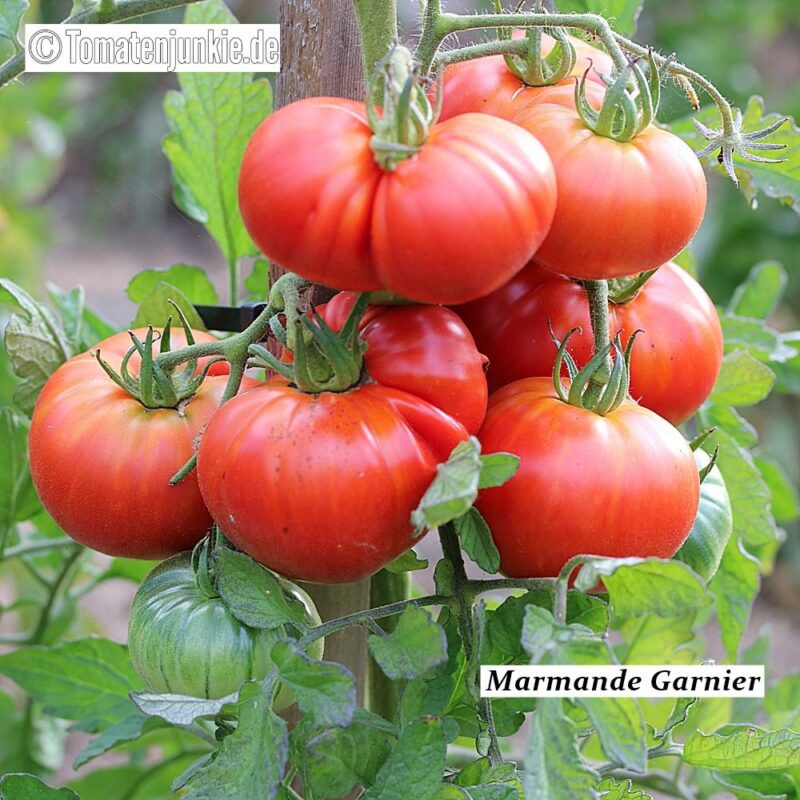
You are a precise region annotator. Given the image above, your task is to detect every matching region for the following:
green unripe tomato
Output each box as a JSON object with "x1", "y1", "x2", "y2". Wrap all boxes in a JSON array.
[{"x1": 128, "y1": 552, "x2": 322, "y2": 700}]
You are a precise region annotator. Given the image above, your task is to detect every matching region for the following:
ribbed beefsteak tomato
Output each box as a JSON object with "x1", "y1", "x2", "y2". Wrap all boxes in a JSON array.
[
  {"x1": 456, "y1": 262, "x2": 723, "y2": 424},
  {"x1": 197, "y1": 302, "x2": 488, "y2": 583},
  {"x1": 476, "y1": 377, "x2": 700, "y2": 578},
  {"x1": 29, "y1": 337, "x2": 256, "y2": 559},
  {"x1": 238, "y1": 98, "x2": 556, "y2": 304}
]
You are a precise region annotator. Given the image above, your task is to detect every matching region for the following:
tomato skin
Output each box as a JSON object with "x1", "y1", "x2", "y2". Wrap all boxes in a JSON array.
[
  {"x1": 238, "y1": 98, "x2": 556, "y2": 304},
  {"x1": 29, "y1": 347, "x2": 257, "y2": 560},
  {"x1": 456, "y1": 262, "x2": 722, "y2": 424},
  {"x1": 439, "y1": 34, "x2": 613, "y2": 121},
  {"x1": 476, "y1": 377, "x2": 700, "y2": 578},
  {"x1": 513, "y1": 102, "x2": 707, "y2": 279},
  {"x1": 128, "y1": 552, "x2": 324, "y2": 700},
  {"x1": 198, "y1": 381, "x2": 469, "y2": 584},
  {"x1": 320, "y1": 293, "x2": 489, "y2": 434}
]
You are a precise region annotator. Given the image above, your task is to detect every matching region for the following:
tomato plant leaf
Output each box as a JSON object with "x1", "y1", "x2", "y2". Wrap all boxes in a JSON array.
[
  {"x1": 127, "y1": 265, "x2": 218, "y2": 306},
  {"x1": 0, "y1": 774, "x2": 79, "y2": 800},
  {"x1": 596, "y1": 778, "x2": 651, "y2": 799},
  {"x1": 363, "y1": 717, "x2": 446, "y2": 800},
  {"x1": 131, "y1": 281, "x2": 207, "y2": 330},
  {"x1": 215, "y1": 548, "x2": 309, "y2": 631},
  {"x1": 765, "y1": 675, "x2": 800, "y2": 730},
  {"x1": 271, "y1": 641, "x2": 356, "y2": 729},
  {"x1": 617, "y1": 612, "x2": 700, "y2": 666},
  {"x1": 754, "y1": 456, "x2": 800, "y2": 524},
  {"x1": 384, "y1": 549, "x2": 429, "y2": 573},
  {"x1": 182, "y1": 681, "x2": 287, "y2": 800},
  {"x1": 524, "y1": 697, "x2": 599, "y2": 800},
  {"x1": 711, "y1": 771, "x2": 793, "y2": 800},
  {"x1": 574, "y1": 559, "x2": 712, "y2": 619},
  {"x1": 0, "y1": 0, "x2": 26, "y2": 48},
  {"x1": 368, "y1": 605, "x2": 447, "y2": 681},
  {"x1": 0, "y1": 279, "x2": 73, "y2": 414},
  {"x1": 0, "y1": 638, "x2": 141, "y2": 733},
  {"x1": 0, "y1": 407, "x2": 40, "y2": 550},
  {"x1": 674, "y1": 450, "x2": 733, "y2": 582},
  {"x1": 411, "y1": 438, "x2": 483, "y2": 535},
  {"x1": 698, "y1": 404, "x2": 758, "y2": 449},
  {"x1": 163, "y1": 0, "x2": 270, "y2": 278},
  {"x1": 711, "y1": 540, "x2": 761, "y2": 662},
  {"x1": 46, "y1": 285, "x2": 116, "y2": 352},
  {"x1": 72, "y1": 713, "x2": 165, "y2": 769},
  {"x1": 728, "y1": 261, "x2": 787, "y2": 320},
  {"x1": 710, "y1": 351, "x2": 775, "y2": 408},
  {"x1": 684, "y1": 725, "x2": 800, "y2": 771},
  {"x1": 554, "y1": 0, "x2": 643, "y2": 35},
  {"x1": 304, "y1": 710, "x2": 396, "y2": 798},
  {"x1": 656, "y1": 697, "x2": 698, "y2": 741},
  {"x1": 130, "y1": 690, "x2": 239, "y2": 726},
  {"x1": 478, "y1": 453, "x2": 520, "y2": 490},
  {"x1": 243, "y1": 257, "x2": 270, "y2": 302},
  {"x1": 720, "y1": 316, "x2": 797, "y2": 364},
  {"x1": 454, "y1": 508, "x2": 500, "y2": 574}
]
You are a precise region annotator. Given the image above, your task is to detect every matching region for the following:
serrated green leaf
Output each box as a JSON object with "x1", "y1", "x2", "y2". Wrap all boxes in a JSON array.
[
  {"x1": 525, "y1": 697, "x2": 598, "y2": 800},
  {"x1": 131, "y1": 281, "x2": 207, "y2": 330},
  {"x1": 363, "y1": 717, "x2": 446, "y2": 800},
  {"x1": 554, "y1": 0, "x2": 642, "y2": 35},
  {"x1": 675, "y1": 450, "x2": 733, "y2": 582},
  {"x1": 45, "y1": 285, "x2": 117, "y2": 353},
  {"x1": 368, "y1": 605, "x2": 447, "y2": 681},
  {"x1": 711, "y1": 351, "x2": 775, "y2": 407},
  {"x1": 305, "y1": 711, "x2": 395, "y2": 798},
  {"x1": 0, "y1": 638, "x2": 141, "y2": 733},
  {"x1": 0, "y1": 0, "x2": 27, "y2": 47},
  {"x1": 721, "y1": 316, "x2": 797, "y2": 364},
  {"x1": 574, "y1": 558, "x2": 712, "y2": 619},
  {"x1": 272, "y1": 641, "x2": 355, "y2": 729},
  {"x1": 699, "y1": 404, "x2": 758, "y2": 448},
  {"x1": 73, "y1": 713, "x2": 163, "y2": 769},
  {"x1": 754, "y1": 456, "x2": 800, "y2": 524},
  {"x1": 711, "y1": 540, "x2": 761, "y2": 662},
  {"x1": 0, "y1": 407, "x2": 41, "y2": 548},
  {"x1": 163, "y1": 0, "x2": 270, "y2": 278},
  {"x1": 183, "y1": 681, "x2": 287, "y2": 800},
  {"x1": 597, "y1": 778, "x2": 651, "y2": 799},
  {"x1": 712, "y1": 770, "x2": 792, "y2": 800},
  {"x1": 0, "y1": 774, "x2": 79, "y2": 800},
  {"x1": 384, "y1": 549, "x2": 429, "y2": 573},
  {"x1": 0, "y1": 279, "x2": 73, "y2": 414},
  {"x1": 215, "y1": 548, "x2": 309, "y2": 630},
  {"x1": 131, "y1": 690, "x2": 238, "y2": 726},
  {"x1": 478, "y1": 453, "x2": 520, "y2": 490},
  {"x1": 411, "y1": 438, "x2": 482, "y2": 534},
  {"x1": 617, "y1": 612, "x2": 699, "y2": 665},
  {"x1": 728, "y1": 261, "x2": 787, "y2": 319},
  {"x1": 127, "y1": 265, "x2": 218, "y2": 306},
  {"x1": 454, "y1": 508, "x2": 500, "y2": 573},
  {"x1": 684, "y1": 726, "x2": 800, "y2": 771}
]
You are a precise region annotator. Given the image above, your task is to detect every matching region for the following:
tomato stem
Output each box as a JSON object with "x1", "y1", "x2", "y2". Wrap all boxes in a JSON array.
[{"x1": 352, "y1": 0, "x2": 398, "y2": 104}]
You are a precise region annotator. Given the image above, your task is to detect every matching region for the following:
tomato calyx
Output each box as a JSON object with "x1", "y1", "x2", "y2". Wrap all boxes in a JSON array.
[
  {"x1": 367, "y1": 45, "x2": 438, "y2": 171},
  {"x1": 689, "y1": 428, "x2": 721, "y2": 485},
  {"x1": 191, "y1": 532, "x2": 220, "y2": 600},
  {"x1": 94, "y1": 313, "x2": 223, "y2": 410},
  {"x1": 250, "y1": 292, "x2": 370, "y2": 393},
  {"x1": 499, "y1": 13, "x2": 577, "y2": 87},
  {"x1": 605, "y1": 269, "x2": 658, "y2": 305},
  {"x1": 575, "y1": 49, "x2": 666, "y2": 142},
  {"x1": 551, "y1": 326, "x2": 640, "y2": 415}
]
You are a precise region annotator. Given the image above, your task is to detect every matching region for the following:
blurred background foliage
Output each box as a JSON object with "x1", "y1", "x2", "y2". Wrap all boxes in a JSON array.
[{"x1": 1, "y1": 0, "x2": 799, "y2": 574}]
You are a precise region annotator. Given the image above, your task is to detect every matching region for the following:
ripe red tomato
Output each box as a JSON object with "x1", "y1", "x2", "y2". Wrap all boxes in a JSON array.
[
  {"x1": 456, "y1": 262, "x2": 723, "y2": 425},
  {"x1": 476, "y1": 377, "x2": 700, "y2": 578},
  {"x1": 513, "y1": 100, "x2": 707, "y2": 279},
  {"x1": 319, "y1": 293, "x2": 488, "y2": 434},
  {"x1": 238, "y1": 98, "x2": 556, "y2": 304},
  {"x1": 439, "y1": 34, "x2": 613, "y2": 121},
  {"x1": 197, "y1": 303, "x2": 487, "y2": 582},
  {"x1": 29, "y1": 340, "x2": 256, "y2": 560}
]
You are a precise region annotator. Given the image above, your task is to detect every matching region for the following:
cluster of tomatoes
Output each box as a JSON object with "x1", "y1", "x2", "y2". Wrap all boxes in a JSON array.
[{"x1": 29, "y1": 34, "x2": 722, "y2": 596}]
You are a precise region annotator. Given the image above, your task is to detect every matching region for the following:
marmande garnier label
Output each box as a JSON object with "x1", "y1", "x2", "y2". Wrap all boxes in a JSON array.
[{"x1": 480, "y1": 665, "x2": 765, "y2": 698}]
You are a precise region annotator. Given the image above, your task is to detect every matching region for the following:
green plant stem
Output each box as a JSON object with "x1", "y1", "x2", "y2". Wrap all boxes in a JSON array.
[
  {"x1": 3, "y1": 537, "x2": 77, "y2": 560},
  {"x1": 468, "y1": 577, "x2": 554, "y2": 594},
  {"x1": 298, "y1": 593, "x2": 449, "y2": 648},
  {"x1": 439, "y1": 524, "x2": 503, "y2": 767},
  {"x1": 26, "y1": 546, "x2": 84, "y2": 645},
  {"x1": 598, "y1": 742, "x2": 683, "y2": 776},
  {"x1": 352, "y1": 0, "x2": 398, "y2": 101},
  {"x1": 0, "y1": 0, "x2": 203, "y2": 89},
  {"x1": 582, "y1": 279, "x2": 612, "y2": 404}
]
